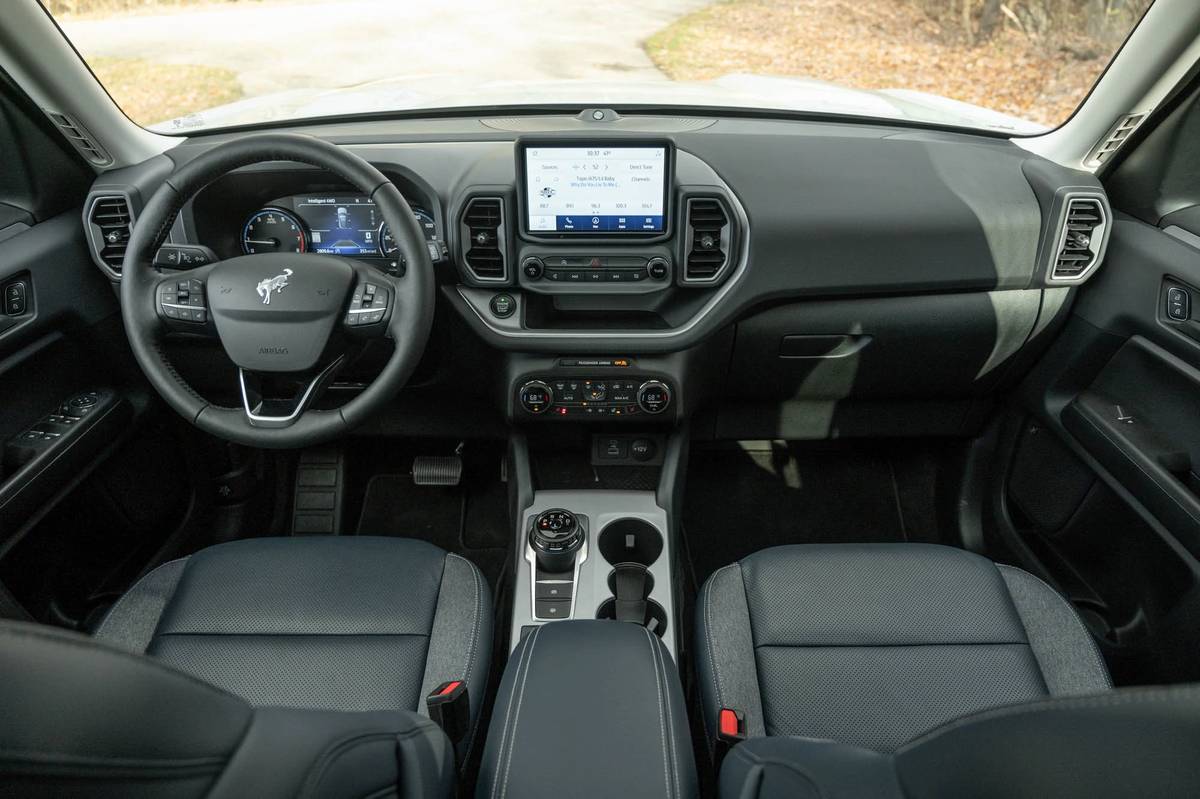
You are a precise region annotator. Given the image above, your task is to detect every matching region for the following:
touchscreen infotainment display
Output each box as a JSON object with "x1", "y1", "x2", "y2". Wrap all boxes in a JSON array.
[{"x1": 524, "y1": 145, "x2": 668, "y2": 234}]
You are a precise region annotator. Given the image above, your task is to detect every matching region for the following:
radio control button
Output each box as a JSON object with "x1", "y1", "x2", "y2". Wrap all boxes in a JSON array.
[{"x1": 521, "y1": 257, "x2": 545, "y2": 280}]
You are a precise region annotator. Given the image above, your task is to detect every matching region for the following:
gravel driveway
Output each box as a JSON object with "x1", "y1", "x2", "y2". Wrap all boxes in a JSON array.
[{"x1": 63, "y1": 0, "x2": 709, "y2": 99}]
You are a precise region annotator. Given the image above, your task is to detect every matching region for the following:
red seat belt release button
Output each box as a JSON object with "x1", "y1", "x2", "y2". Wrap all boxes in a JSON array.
[
  {"x1": 426, "y1": 680, "x2": 470, "y2": 745},
  {"x1": 718, "y1": 708, "x2": 746, "y2": 742}
]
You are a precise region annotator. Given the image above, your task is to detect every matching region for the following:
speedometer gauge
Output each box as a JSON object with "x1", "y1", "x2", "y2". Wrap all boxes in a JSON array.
[
  {"x1": 242, "y1": 208, "x2": 306, "y2": 254},
  {"x1": 378, "y1": 208, "x2": 437, "y2": 257}
]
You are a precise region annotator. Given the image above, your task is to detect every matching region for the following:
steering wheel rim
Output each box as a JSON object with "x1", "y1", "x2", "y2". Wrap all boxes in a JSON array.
[{"x1": 121, "y1": 132, "x2": 434, "y2": 449}]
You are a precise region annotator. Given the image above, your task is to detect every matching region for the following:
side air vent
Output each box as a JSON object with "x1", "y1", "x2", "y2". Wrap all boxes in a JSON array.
[
  {"x1": 683, "y1": 198, "x2": 731, "y2": 283},
  {"x1": 1085, "y1": 113, "x2": 1145, "y2": 168},
  {"x1": 1051, "y1": 197, "x2": 1107, "y2": 281},
  {"x1": 87, "y1": 195, "x2": 134, "y2": 276},
  {"x1": 460, "y1": 197, "x2": 507, "y2": 281},
  {"x1": 46, "y1": 111, "x2": 112, "y2": 166}
]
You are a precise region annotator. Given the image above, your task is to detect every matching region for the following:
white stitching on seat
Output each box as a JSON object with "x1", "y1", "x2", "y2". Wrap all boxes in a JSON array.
[
  {"x1": 996, "y1": 564, "x2": 1112, "y2": 691},
  {"x1": 650, "y1": 627, "x2": 681, "y2": 799},
  {"x1": 644, "y1": 627, "x2": 671, "y2": 799},
  {"x1": 450, "y1": 554, "x2": 484, "y2": 770},
  {"x1": 489, "y1": 626, "x2": 536, "y2": 799},
  {"x1": 705, "y1": 563, "x2": 737, "y2": 712},
  {"x1": 499, "y1": 625, "x2": 541, "y2": 799},
  {"x1": 449, "y1": 554, "x2": 482, "y2": 685}
]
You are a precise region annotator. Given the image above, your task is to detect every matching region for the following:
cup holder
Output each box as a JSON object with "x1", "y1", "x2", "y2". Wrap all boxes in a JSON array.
[
  {"x1": 607, "y1": 563, "x2": 655, "y2": 597},
  {"x1": 596, "y1": 598, "x2": 668, "y2": 638},
  {"x1": 597, "y1": 518, "x2": 663, "y2": 567}
]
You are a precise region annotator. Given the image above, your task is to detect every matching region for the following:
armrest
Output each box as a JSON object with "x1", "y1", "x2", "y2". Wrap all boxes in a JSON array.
[{"x1": 477, "y1": 620, "x2": 696, "y2": 799}]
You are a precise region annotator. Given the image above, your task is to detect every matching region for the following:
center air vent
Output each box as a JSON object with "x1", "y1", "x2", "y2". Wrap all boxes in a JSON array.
[
  {"x1": 87, "y1": 195, "x2": 134, "y2": 276},
  {"x1": 1051, "y1": 196, "x2": 1107, "y2": 282},
  {"x1": 683, "y1": 198, "x2": 732, "y2": 283},
  {"x1": 460, "y1": 197, "x2": 507, "y2": 281}
]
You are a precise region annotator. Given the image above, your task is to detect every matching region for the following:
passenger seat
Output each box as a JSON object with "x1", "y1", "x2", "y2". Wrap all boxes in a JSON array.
[{"x1": 695, "y1": 543, "x2": 1110, "y2": 753}]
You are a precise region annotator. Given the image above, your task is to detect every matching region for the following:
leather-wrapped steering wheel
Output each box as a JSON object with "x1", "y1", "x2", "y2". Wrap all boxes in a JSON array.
[{"x1": 121, "y1": 133, "x2": 434, "y2": 448}]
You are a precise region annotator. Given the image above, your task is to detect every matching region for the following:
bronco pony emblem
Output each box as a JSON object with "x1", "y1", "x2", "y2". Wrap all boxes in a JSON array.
[{"x1": 255, "y1": 269, "x2": 293, "y2": 305}]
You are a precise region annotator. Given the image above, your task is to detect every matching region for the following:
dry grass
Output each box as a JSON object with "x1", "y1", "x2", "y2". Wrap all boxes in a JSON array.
[
  {"x1": 90, "y1": 57, "x2": 242, "y2": 125},
  {"x1": 45, "y1": 0, "x2": 255, "y2": 16},
  {"x1": 645, "y1": 0, "x2": 1115, "y2": 126}
]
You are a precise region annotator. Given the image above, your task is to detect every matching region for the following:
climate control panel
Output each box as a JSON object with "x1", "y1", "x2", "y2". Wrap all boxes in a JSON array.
[{"x1": 516, "y1": 376, "x2": 673, "y2": 420}]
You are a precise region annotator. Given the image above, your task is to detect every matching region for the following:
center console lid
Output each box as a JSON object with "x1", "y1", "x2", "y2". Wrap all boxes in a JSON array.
[{"x1": 477, "y1": 620, "x2": 696, "y2": 799}]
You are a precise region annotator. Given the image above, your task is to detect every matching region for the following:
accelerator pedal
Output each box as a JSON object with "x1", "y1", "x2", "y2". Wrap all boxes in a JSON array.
[{"x1": 412, "y1": 445, "x2": 463, "y2": 487}]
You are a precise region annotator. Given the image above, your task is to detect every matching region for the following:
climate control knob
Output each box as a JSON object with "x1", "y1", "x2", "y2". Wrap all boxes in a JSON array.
[
  {"x1": 637, "y1": 380, "x2": 672, "y2": 415},
  {"x1": 519, "y1": 380, "x2": 553, "y2": 414}
]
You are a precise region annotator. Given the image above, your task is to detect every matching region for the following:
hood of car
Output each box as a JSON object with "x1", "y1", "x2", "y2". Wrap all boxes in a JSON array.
[{"x1": 152, "y1": 74, "x2": 1047, "y2": 135}]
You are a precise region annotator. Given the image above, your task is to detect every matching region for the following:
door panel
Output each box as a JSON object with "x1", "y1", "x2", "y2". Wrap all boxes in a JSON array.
[{"x1": 998, "y1": 215, "x2": 1200, "y2": 685}]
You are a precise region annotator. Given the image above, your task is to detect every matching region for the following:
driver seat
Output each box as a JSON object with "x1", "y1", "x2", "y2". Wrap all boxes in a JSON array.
[{"x1": 94, "y1": 536, "x2": 491, "y2": 743}]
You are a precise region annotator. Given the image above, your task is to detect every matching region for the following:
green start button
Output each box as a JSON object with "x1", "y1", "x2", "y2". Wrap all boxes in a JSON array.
[{"x1": 489, "y1": 293, "x2": 516, "y2": 319}]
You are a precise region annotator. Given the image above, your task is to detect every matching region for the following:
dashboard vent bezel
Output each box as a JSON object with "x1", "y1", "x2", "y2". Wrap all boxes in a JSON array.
[
  {"x1": 85, "y1": 193, "x2": 135, "y2": 279},
  {"x1": 46, "y1": 110, "x2": 112, "y2": 167},
  {"x1": 459, "y1": 196, "x2": 508, "y2": 283},
  {"x1": 1049, "y1": 194, "x2": 1108, "y2": 284},
  {"x1": 1085, "y1": 112, "x2": 1146, "y2": 168},
  {"x1": 682, "y1": 196, "x2": 734, "y2": 284}
]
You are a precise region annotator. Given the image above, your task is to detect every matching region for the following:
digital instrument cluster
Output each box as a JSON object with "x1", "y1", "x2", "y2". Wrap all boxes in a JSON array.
[{"x1": 240, "y1": 195, "x2": 442, "y2": 262}]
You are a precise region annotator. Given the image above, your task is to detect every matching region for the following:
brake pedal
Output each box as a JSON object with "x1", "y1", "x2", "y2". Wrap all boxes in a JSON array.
[{"x1": 412, "y1": 455, "x2": 462, "y2": 486}]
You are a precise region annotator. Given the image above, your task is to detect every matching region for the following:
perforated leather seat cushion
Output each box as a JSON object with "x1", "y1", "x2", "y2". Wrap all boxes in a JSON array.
[
  {"x1": 696, "y1": 543, "x2": 1110, "y2": 752},
  {"x1": 95, "y1": 536, "x2": 491, "y2": 730}
]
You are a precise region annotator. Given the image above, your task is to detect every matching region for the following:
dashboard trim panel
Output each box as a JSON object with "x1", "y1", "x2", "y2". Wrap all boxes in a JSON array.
[{"x1": 455, "y1": 180, "x2": 750, "y2": 346}]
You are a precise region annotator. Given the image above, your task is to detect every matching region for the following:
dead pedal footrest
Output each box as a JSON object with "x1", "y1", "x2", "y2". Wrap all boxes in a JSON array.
[{"x1": 292, "y1": 446, "x2": 344, "y2": 534}]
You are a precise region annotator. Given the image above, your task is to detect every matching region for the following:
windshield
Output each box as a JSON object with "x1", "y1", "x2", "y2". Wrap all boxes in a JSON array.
[{"x1": 43, "y1": 0, "x2": 1152, "y2": 135}]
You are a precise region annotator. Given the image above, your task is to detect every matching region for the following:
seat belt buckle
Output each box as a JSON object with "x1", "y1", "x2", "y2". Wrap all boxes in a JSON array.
[
  {"x1": 714, "y1": 708, "x2": 746, "y2": 768},
  {"x1": 426, "y1": 680, "x2": 470, "y2": 745}
]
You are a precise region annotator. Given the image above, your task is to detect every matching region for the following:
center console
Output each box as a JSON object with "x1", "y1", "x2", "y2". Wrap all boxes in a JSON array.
[
  {"x1": 477, "y1": 620, "x2": 697, "y2": 799},
  {"x1": 512, "y1": 490, "x2": 678, "y2": 660}
]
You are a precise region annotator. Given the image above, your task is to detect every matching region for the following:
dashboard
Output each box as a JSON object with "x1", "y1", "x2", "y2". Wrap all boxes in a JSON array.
[{"x1": 81, "y1": 110, "x2": 1113, "y2": 438}]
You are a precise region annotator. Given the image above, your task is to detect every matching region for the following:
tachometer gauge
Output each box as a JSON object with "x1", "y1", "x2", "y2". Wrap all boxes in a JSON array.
[
  {"x1": 378, "y1": 208, "x2": 437, "y2": 257},
  {"x1": 242, "y1": 208, "x2": 306, "y2": 254}
]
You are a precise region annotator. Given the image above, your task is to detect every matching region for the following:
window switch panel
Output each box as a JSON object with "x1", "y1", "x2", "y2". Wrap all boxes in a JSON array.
[{"x1": 1167, "y1": 286, "x2": 1191, "y2": 321}]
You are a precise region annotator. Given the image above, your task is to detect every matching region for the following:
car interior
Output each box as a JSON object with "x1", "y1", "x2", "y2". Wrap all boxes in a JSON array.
[{"x1": 2, "y1": 0, "x2": 1200, "y2": 796}]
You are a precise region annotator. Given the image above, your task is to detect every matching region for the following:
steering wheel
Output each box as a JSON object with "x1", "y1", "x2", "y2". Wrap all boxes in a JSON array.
[{"x1": 121, "y1": 133, "x2": 434, "y2": 448}]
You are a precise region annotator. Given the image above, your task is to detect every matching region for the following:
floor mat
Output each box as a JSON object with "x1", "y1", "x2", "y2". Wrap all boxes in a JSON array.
[
  {"x1": 682, "y1": 442, "x2": 948, "y2": 586},
  {"x1": 355, "y1": 473, "x2": 509, "y2": 595}
]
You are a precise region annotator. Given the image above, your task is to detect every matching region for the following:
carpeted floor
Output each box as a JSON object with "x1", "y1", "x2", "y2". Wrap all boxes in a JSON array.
[
  {"x1": 355, "y1": 471, "x2": 509, "y2": 595},
  {"x1": 681, "y1": 441, "x2": 950, "y2": 587}
]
